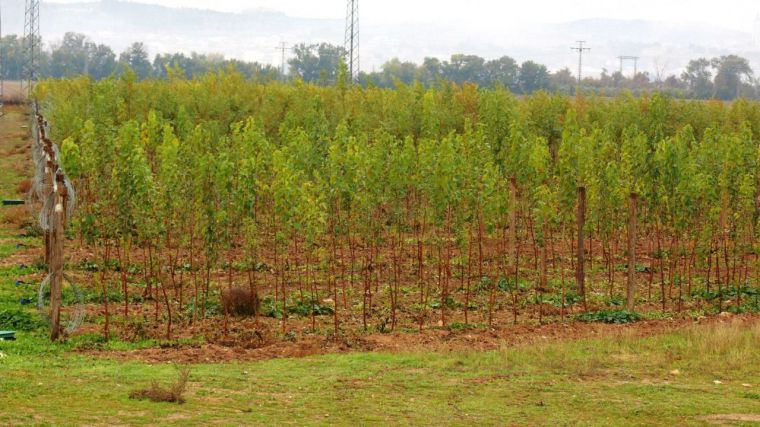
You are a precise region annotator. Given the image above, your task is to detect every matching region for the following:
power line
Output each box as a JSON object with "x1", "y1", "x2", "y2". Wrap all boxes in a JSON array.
[
  {"x1": 571, "y1": 40, "x2": 590, "y2": 93},
  {"x1": 344, "y1": 0, "x2": 359, "y2": 83},
  {"x1": 23, "y1": 0, "x2": 40, "y2": 98}
]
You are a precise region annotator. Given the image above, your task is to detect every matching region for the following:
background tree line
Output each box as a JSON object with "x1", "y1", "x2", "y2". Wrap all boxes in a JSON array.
[{"x1": 2, "y1": 32, "x2": 759, "y2": 100}]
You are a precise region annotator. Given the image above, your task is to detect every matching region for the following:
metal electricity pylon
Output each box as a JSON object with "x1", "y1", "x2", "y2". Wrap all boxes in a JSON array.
[
  {"x1": 344, "y1": 0, "x2": 359, "y2": 83},
  {"x1": 23, "y1": 0, "x2": 41, "y2": 98},
  {"x1": 618, "y1": 55, "x2": 640, "y2": 77}
]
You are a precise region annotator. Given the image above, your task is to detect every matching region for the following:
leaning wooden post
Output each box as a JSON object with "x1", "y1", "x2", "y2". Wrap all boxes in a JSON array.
[{"x1": 49, "y1": 170, "x2": 67, "y2": 341}]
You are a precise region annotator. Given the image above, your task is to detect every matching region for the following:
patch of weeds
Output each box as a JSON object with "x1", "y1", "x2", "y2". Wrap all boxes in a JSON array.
[
  {"x1": 261, "y1": 296, "x2": 283, "y2": 319},
  {"x1": 429, "y1": 296, "x2": 459, "y2": 310},
  {"x1": 129, "y1": 367, "x2": 190, "y2": 404},
  {"x1": 642, "y1": 311, "x2": 675, "y2": 321},
  {"x1": 695, "y1": 286, "x2": 759, "y2": 301},
  {"x1": 607, "y1": 296, "x2": 624, "y2": 307},
  {"x1": 448, "y1": 322, "x2": 485, "y2": 331},
  {"x1": 184, "y1": 297, "x2": 221, "y2": 318},
  {"x1": 0, "y1": 308, "x2": 45, "y2": 331},
  {"x1": 69, "y1": 333, "x2": 111, "y2": 350},
  {"x1": 575, "y1": 310, "x2": 642, "y2": 324},
  {"x1": 289, "y1": 297, "x2": 333, "y2": 317},
  {"x1": 725, "y1": 298, "x2": 760, "y2": 314},
  {"x1": 539, "y1": 291, "x2": 582, "y2": 308},
  {"x1": 76, "y1": 259, "x2": 100, "y2": 272},
  {"x1": 743, "y1": 392, "x2": 760, "y2": 400}
]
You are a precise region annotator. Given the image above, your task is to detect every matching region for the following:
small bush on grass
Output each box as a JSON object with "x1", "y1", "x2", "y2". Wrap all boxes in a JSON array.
[
  {"x1": 575, "y1": 310, "x2": 642, "y2": 324},
  {"x1": 130, "y1": 367, "x2": 190, "y2": 404}
]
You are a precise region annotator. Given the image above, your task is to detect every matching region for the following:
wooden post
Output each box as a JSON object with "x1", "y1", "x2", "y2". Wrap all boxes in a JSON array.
[
  {"x1": 49, "y1": 171, "x2": 67, "y2": 341},
  {"x1": 626, "y1": 192, "x2": 637, "y2": 311},
  {"x1": 576, "y1": 186, "x2": 586, "y2": 305}
]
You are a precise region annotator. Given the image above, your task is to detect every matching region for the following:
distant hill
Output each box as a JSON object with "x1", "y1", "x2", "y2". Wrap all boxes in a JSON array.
[{"x1": 2, "y1": 0, "x2": 759, "y2": 77}]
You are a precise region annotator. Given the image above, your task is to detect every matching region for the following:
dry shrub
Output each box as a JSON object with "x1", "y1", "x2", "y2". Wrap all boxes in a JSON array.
[
  {"x1": 2, "y1": 93, "x2": 27, "y2": 105},
  {"x1": 16, "y1": 179, "x2": 32, "y2": 195},
  {"x1": 1, "y1": 83, "x2": 27, "y2": 105},
  {"x1": 221, "y1": 286, "x2": 260, "y2": 316},
  {"x1": 0, "y1": 205, "x2": 31, "y2": 228},
  {"x1": 130, "y1": 367, "x2": 190, "y2": 404}
]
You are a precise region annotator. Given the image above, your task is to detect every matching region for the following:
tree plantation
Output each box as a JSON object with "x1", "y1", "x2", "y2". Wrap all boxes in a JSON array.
[{"x1": 34, "y1": 69, "x2": 760, "y2": 341}]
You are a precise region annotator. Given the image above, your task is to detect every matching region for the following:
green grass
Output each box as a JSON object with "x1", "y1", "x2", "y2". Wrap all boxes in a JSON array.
[{"x1": 0, "y1": 322, "x2": 759, "y2": 425}]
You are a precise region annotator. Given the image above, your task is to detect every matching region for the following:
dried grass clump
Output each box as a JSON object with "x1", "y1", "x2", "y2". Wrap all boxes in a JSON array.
[
  {"x1": 16, "y1": 179, "x2": 32, "y2": 195},
  {"x1": 129, "y1": 367, "x2": 190, "y2": 404},
  {"x1": 0, "y1": 206, "x2": 30, "y2": 227},
  {"x1": 221, "y1": 286, "x2": 260, "y2": 317}
]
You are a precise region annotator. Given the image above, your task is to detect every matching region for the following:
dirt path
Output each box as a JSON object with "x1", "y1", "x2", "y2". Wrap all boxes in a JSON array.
[
  {"x1": 0, "y1": 105, "x2": 35, "y2": 259},
  {"x1": 0, "y1": 105, "x2": 30, "y2": 201}
]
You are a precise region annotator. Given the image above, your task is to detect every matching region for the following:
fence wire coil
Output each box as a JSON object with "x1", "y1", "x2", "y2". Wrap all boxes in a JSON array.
[
  {"x1": 29, "y1": 102, "x2": 80, "y2": 337},
  {"x1": 37, "y1": 272, "x2": 85, "y2": 334}
]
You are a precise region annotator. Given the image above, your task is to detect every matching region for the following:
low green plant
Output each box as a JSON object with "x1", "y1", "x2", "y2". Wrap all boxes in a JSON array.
[
  {"x1": 0, "y1": 308, "x2": 46, "y2": 331},
  {"x1": 288, "y1": 297, "x2": 333, "y2": 317},
  {"x1": 575, "y1": 310, "x2": 642, "y2": 324}
]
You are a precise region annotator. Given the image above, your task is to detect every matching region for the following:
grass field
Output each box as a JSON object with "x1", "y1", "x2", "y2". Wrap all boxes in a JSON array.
[
  {"x1": 0, "y1": 312, "x2": 759, "y2": 425},
  {"x1": 1, "y1": 105, "x2": 759, "y2": 425}
]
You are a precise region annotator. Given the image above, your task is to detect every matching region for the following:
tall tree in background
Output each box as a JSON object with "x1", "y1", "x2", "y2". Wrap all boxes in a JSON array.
[
  {"x1": 712, "y1": 55, "x2": 753, "y2": 100},
  {"x1": 682, "y1": 58, "x2": 714, "y2": 99},
  {"x1": 518, "y1": 61, "x2": 551, "y2": 94},
  {"x1": 484, "y1": 56, "x2": 519, "y2": 90},
  {"x1": 446, "y1": 54, "x2": 486, "y2": 84},
  {"x1": 49, "y1": 33, "x2": 89, "y2": 78},
  {"x1": 288, "y1": 43, "x2": 346, "y2": 84},
  {"x1": 119, "y1": 42, "x2": 152, "y2": 79}
]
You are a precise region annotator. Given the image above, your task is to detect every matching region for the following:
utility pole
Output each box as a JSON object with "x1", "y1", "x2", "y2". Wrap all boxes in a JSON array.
[
  {"x1": 23, "y1": 0, "x2": 41, "y2": 98},
  {"x1": 571, "y1": 41, "x2": 590, "y2": 94},
  {"x1": 618, "y1": 55, "x2": 640, "y2": 78},
  {"x1": 275, "y1": 42, "x2": 292, "y2": 82},
  {"x1": 344, "y1": 0, "x2": 359, "y2": 83}
]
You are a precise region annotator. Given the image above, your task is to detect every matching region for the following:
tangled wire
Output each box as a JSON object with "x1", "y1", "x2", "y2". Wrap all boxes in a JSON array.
[
  {"x1": 28, "y1": 102, "x2": 83, "y2": 334},
  {"x1": 37, "y1": 272, "x2": 85, "y2": 334}
]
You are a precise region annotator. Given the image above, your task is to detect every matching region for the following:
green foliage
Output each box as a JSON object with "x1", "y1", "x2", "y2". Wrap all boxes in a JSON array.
[
  {"x1": 288, "y1": 298, "x2": 334, "y2": 317},
  {"x1": 260, "y1": 296, "x2": 283, "y2": 320},
  {"x1": 33, "y1": 75, "x2": 760, "y2": 332},
  {"x1": 0, "y1": 309, "x2": 46, "y2": 331},
  {"x1": 575, "y1": 310, "x2": 643, "y2": 324}
]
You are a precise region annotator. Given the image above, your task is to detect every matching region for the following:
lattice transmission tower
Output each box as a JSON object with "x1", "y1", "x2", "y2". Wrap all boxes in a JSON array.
[
  {"x1": 344, "y1": 0, "x2": 359, "y2": 83},
  {"x1": 23, "y1": 0, "x2": 41, "y2": 98}
]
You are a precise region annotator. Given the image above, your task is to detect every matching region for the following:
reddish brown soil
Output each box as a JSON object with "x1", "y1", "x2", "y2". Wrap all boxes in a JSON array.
[
  {"x1": 3, "y1": 103, "x2": 758, "y2": 366},
  {"x1": 79, "y1": 313, "x2": 759, "y2": 365}
]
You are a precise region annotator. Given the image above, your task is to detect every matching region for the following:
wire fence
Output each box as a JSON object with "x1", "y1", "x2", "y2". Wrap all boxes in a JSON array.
[{"x1": 28, "y1": 102, "x2": 83, "y2": 337}]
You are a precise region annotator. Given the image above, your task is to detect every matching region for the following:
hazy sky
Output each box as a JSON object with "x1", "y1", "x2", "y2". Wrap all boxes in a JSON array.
[{"x1": 48, "y1": 0, "x2": 760, "y2": 31}]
